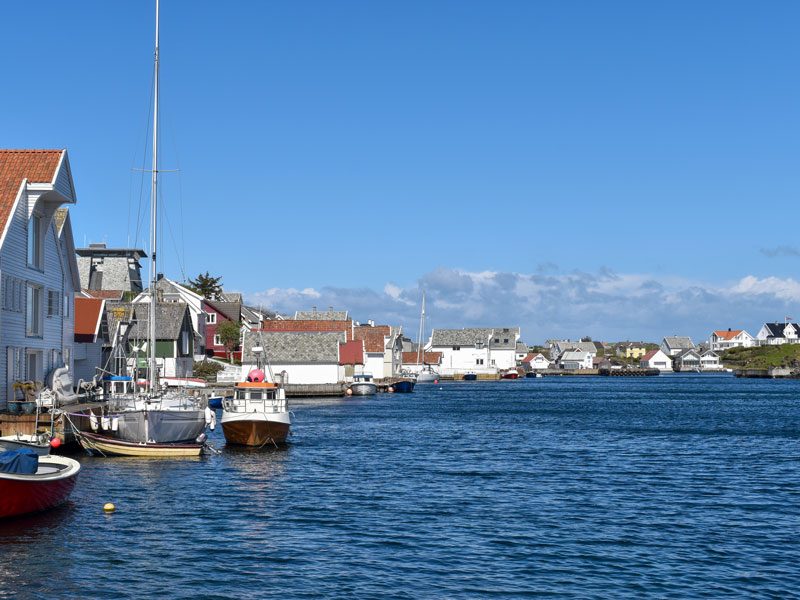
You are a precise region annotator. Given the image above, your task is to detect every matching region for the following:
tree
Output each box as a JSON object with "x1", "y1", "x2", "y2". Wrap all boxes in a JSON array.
[
  {"x1": 217, "y1": 320, "x2": 242, "y2": 362},
  {"x1": 187, "y1": 271, "x2": 223, "y2": 300}
]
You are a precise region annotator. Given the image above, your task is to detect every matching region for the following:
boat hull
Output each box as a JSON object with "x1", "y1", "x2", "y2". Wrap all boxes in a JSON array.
[
  {"x1": 221, "y1": 419, "x2": 290, "y2": 446},
  {"x1": 462, "y1": 374, "x2": 477, "y2": 381},
  {"x1": 78, "y1": 432, "x2": 203, "y2": 457},
  {"x1": 106, "y1": 408, "x2": 207, "y2": 444},
  {"x1": 350, "y1": 383, "x2": 377, "y2": 396},
  {"x1": 0, "y1": 436, "x2": 50, "y2": 456},
  {"x1": 416, "y1": 372, "x2": 439, "y2": 383},
  {"x1": 0, "y1": 456, "x2": 80, "y2": 519},
  {"x1": 392, "y1": 380, "x2": 415, "y2": 393}
]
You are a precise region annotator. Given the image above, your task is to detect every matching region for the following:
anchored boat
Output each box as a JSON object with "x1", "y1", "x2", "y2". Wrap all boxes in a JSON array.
[
  {"x1": 221, "y1": 371, "x2": 290, "y2": 447},
  {"x1": 0, "y1": 450, "x2": 80, "y2": 519},
  {"x1": 75, "y1": 0, "x2": 208, "y2": 458},
  {"x1": 350, "y1": 373, "x2": 377, "y2": 396}
]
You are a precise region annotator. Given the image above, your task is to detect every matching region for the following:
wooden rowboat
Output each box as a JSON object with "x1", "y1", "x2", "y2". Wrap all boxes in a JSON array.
[{"x1": 78, "y1": 431, "x2": 203, "y2": 457}]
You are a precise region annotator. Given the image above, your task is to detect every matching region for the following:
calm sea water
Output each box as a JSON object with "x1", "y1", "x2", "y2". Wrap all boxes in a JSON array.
[{"x1": 2, "y1": 374, "x2": 800, "y2": 599}]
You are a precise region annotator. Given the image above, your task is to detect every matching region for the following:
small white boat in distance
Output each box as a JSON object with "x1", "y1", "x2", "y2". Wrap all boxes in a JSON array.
[{"x1": 350, "y1": 373, "x2": 377, "y2": 396}]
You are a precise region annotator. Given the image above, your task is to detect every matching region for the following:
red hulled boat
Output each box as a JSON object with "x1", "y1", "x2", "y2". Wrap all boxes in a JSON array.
[{"x1": 0, "y1": 455, "x2": 81, "y2": 519}]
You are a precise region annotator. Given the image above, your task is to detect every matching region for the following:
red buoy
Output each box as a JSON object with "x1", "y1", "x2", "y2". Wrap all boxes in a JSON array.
[{"x1": 50, "y1": 437, "x2": 62, "y2": 449}]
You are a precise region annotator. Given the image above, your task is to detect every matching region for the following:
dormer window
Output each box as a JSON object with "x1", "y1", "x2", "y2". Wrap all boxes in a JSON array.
[{"x1": 27, "y1": 214, "x2": 43, "y2": 269}]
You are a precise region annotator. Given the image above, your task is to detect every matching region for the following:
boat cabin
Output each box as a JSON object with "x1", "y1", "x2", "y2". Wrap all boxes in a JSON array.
[{"x1": 225, "y1": 382, "x2": 286, "y2": 414}]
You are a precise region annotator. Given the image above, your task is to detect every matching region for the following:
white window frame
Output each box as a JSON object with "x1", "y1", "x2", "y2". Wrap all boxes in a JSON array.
[
  {"x1": 206, "y1": 313, "x2": 216, "y2": 324},
  {"x1": 214, "y1": 334, "x2": 222, "y2": 346},
  {"x1": 26, "y1": 349, "x2": 42, "y2": 381},
  {"x1": 47, "y1": 289, "x2": 60, "y2": 317},
  {"x1": 26, "y1": 283, "x2": 43, "y2": 337},
  {"x1": 27, "y1": 213, "x2": 43, "y2": 270}
]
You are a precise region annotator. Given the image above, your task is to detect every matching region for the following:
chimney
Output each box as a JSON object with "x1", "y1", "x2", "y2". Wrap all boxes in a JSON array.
[
  {"x1": 329, "y1": 306, "x2": 333, "y2": 312},
  {"x1": 312, "y1": 306, "x2": 317, "y2": 312}
]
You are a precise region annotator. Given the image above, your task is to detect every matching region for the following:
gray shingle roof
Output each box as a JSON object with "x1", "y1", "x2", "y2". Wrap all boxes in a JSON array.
[
  {"x1": 431, "y1": 328, "x2": 520, "y2": 348},
  {"x1": 242, "y1": 330, "x2": 346, "y2": 363},
  {"x1": 109, "y1": 302, "x2": 189, "y2": 341},
  {"x1": 561, "y1": 350, "x2": 589, "y2": 361},
  {"x1": 207, "y1": 301, "x2": 242, "y2": 322},
  {"x1": 662, "y1": 336, "x2": 694, "y2": 350},
  {"x1": 516, "y1": 341, "x2": 528, "y2": 353},
  {"x1": 556, "y1": 341, "x2": 597, "y2": 355},
  {"x1": 294, "y1": 310, "x2": 349, "y2": 321}
]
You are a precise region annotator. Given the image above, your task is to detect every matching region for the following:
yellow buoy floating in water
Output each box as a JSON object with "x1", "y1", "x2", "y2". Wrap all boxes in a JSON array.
[{"x1": 103, "y1": 503, "x2": 115, "y2": 513}]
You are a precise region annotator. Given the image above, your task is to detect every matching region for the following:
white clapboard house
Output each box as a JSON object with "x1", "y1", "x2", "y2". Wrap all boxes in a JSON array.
[{"x1": 0, "y1": 149, "x2": 80, "y2": 408}]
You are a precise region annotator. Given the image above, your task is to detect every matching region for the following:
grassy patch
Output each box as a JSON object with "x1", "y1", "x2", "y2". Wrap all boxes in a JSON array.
[{"x1": 720, "y1": 344, "x2": 800, "y2": 370}]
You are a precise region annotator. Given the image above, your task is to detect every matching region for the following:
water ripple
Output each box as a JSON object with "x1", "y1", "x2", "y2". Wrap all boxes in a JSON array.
[{"x1": 2, "y1": 375, "x2": 800, "y2": 598}]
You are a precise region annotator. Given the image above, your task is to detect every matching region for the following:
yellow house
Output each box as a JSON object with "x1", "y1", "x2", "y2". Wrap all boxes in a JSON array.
[{"x1": 616, "y1": 342, "x2": 649, "y2": 359}]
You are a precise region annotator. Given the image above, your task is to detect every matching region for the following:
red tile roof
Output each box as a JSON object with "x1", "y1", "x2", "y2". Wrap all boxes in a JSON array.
[
  {"x1": 522, "y1": 353, "x2": 544, "y2": 363},
  {"x1": 74, "y1": 297, "x2": 105, "y2": 343},
  {"x1": 401, "y1": 351, "x2": 442, "y2": 365},
  {"x1": 261, "y1": 319, "x2": 352, "y2": 341},
  {"x1": 339, "y1": 340, "x2": 364, "y2": 365},
  {"x1": 713, "y1": 330, "x2": 743, "y2": 340},
  {"x1": 82, "y1": 289, "x2": 125, "y2": 300},
  {"x1": 640, "y1": 349, "x2": 658, "y2": 362},
  {"x1": 353, "y1": 326, "x2": 391, "y2": 353},
  {"x1": 0, "y1": 150, "x2": 63, "y2": 238}
]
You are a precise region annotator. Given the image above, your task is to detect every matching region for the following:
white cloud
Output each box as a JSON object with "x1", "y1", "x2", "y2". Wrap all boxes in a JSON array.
[{"x1": 244, "y1": 269, "x2": 800, "y2": 344}]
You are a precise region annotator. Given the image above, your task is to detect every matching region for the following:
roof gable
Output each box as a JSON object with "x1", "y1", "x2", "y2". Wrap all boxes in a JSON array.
[
  {"x1": 74, "y1": 298, "x2": 105, "y2": 342},
  {"x1": 339, "y1": 340, "x2": 365, "y2": 365},
  {"x1": 353, "y1": 326, "x2": 391, "y2": 353},
  {"x1": 401, "y1": 351, "x2": 442, "y2": 365},
  {"x1": 0, "y1": 149, "x2": 65, "y2": 244}
]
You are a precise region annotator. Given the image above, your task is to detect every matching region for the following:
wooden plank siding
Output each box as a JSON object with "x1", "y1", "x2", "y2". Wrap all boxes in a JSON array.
[{"x1": 0, "y1": 184, "x2": 77, "y2": 408}]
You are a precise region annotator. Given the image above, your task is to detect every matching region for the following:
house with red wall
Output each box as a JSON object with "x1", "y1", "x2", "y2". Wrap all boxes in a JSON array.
[{"x1": 203, "y1": 300, "x2": 242, "y2": 360}]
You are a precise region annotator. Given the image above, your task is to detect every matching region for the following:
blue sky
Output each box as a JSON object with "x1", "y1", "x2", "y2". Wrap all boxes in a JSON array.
[{"x1": 3, "y1": 1, "x2": 800, "y2": 344}]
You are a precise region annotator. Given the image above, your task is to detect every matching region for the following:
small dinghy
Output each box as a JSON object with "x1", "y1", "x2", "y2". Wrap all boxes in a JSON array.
[{"x1": 0, "y1": 449, "x2": 80, "y2": 519}]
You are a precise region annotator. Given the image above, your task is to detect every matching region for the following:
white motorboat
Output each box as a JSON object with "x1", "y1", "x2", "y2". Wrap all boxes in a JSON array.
[{"x1": 350, "y1": 373, "x2": 377, "y2": 396}]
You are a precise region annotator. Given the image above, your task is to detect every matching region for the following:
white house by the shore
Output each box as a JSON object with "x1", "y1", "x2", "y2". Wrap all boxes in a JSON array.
[
  {"x1": 0, "y1": 150, "x2": 80, "y2": 408},
  {"x1": 639, "y1": 349, "x2": 672, "y2": 372},
  {"x1": 429, "y1": 327, "x2": 520, "y2": 375},
  {"x1": 709, "y1": 329, "x2": 755, "y2": 352}
]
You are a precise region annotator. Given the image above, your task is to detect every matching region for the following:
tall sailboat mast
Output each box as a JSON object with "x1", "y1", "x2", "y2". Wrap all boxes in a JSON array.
[
  {"x1": 417, "y1": 292, "x2": 425, "y2": 366},
  {"x1": 149, "y1": 0, "x2": 160, "y2": 395}
]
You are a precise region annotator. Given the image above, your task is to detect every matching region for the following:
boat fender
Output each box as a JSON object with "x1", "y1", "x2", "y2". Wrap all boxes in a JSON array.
[
  {"x1": 50, "y1": 437, "x2": 61, "y2": 449},
  {"x1": 205, "y1": 407, "x2": 216, "y2": 430},
  {"x1": 111, "y1": 416, "x2": 119, "y2": 432},
  {"x1": 388, "y1": 387, "x2": 394, "y2": 393},
  {"x1": 90, "y1": 414, "x2": 99, "y2": 431},
  {"x1": 195, "y1": 433, "x2": 207, "y2": 444},
  {"x1": 101, "y1": 415, "x2": 110, "y2": 431}
]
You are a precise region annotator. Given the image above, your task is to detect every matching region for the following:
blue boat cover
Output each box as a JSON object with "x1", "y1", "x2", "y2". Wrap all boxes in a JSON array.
[{"x1": 0, "y1": 448, "x2": 39, "y2": 474}]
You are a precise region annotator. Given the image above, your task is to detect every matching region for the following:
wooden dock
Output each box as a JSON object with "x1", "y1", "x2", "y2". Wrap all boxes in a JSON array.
[{"x1": 0, "y1": 401, "x2": 106, "y2": 449}]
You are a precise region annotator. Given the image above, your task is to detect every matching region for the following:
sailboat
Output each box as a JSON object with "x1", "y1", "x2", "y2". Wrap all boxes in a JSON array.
[
  {"x1": 77, "y1": 0, "x2": 209, "y2": 457},
  {"x1": 415, "y1": 292, "x2": 439, "y2": 384}
]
